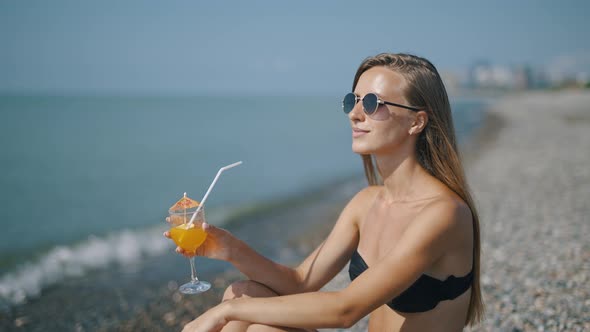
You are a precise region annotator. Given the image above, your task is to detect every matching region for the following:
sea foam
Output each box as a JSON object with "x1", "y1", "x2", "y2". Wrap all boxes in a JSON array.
[{"x1": 0, "y1": 226, "x2": 170, "y2": 309}]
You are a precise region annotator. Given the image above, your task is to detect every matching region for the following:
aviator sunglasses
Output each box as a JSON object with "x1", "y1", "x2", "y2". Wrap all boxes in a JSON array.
[{"x1": 342, "y1": 92, "x2": 422, "y2": 115}]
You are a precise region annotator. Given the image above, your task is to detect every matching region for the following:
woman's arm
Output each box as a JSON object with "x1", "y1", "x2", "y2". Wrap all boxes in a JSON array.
[
  {"x1": 183, "y1": 198, "x2": 471, "y2": 331},
  {"x1": 223, "y1": 187, "x2": 378, "y2": 295}
]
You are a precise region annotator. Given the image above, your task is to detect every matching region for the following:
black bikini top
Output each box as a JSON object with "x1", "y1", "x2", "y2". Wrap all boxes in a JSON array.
[{"x1": 348, "y1": 250, "x2": 473, "y2": 313}]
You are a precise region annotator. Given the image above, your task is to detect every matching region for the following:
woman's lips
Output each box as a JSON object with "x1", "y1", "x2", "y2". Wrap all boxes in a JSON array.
[{"x1": 352, "y1": 128, "x2": 369, "y2": 138}]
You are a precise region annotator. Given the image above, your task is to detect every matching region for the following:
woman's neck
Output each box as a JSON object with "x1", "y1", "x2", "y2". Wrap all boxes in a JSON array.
[{"x1": 374, "y1": 151, "x2": 434, "y2": 203}]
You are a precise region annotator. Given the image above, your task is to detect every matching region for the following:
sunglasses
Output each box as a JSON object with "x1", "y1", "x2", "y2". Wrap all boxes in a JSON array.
[{"x1": 342, "y1": 92, "x2": 422, "y2": 115}]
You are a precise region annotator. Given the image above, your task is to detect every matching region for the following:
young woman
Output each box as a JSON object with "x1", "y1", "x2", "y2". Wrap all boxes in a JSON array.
[{"x1": 166, "y1": 53, "x2": 484, "y2": 332}]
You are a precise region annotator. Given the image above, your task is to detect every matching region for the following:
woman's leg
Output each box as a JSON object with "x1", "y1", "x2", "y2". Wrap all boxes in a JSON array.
[{"x1": 220, "y1": 280, "x2": 316, "y2": 332}]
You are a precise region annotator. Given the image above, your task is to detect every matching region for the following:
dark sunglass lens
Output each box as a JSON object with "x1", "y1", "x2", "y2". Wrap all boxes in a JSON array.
[
  {"x1": 342, "y1": 93, "x2": 356, "y2": 114},
  {"x1": 363, "y1": 93, "x2": 378, "y2": 114}
]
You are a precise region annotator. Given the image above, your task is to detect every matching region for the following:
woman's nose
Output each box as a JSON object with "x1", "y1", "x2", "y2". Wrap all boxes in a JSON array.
[{"x1": 348, "y1": 99, "x2": 365, "y2": 122}]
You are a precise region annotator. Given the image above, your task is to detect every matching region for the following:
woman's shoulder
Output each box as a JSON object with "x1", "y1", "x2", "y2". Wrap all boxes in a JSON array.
[
  {"x1": 339, "y1": 185, "x2": 382, "y2": 222},
  {"x1": 415, "y1": 192, "x2": 473, "y2": 238},
  {"x1": 428, "y1": 192, "x2": 469, "y2": 213},
  {"x1": 413, "y1": 193, "x2": 474, "y2": 271},
  {"x1": 420, "y1": 176, "x2": 472, "y2": 222},
  {"x1": 351, "y1": 185, "x2": 382, "y2": 206}
]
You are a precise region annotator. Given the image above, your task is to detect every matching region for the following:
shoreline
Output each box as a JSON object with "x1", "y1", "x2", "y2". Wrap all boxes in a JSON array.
[
  {"x1": 0, "y1": 175, "x2": 366, "y2": 331},
  {"x1": 4, "y1": 90, "x2": 588, "y2": 331}
]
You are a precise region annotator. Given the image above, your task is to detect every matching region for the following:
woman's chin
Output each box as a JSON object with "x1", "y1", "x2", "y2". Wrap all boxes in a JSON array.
[{"x1": 351, "y1": 142, "x2": 373, "y2": 155}]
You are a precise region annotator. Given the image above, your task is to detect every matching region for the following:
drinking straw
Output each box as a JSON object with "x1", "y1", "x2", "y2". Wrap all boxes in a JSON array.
[{"x1": 188, "y1": 161, "x2": 243, "y2": 225}]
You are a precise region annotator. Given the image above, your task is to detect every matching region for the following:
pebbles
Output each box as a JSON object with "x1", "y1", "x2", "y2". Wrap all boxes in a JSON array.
[{"x1": 462, "y1": 91, "x2": 590, "y2": 331}]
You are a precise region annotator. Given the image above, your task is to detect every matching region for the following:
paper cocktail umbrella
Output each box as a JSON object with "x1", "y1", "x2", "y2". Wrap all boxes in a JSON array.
[{"x1": 170, "y1": 192, "x2": 200, "y2": 211}]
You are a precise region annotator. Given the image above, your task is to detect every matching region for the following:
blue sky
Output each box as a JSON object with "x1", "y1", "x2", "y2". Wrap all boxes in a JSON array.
[{"x1": 1, "y1": 0, "x2": 589, "y2": 95}]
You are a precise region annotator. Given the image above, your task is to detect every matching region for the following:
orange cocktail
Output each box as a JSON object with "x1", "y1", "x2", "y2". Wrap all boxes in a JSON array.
[
  {"x1": 169, "y1": 223, "x2": 207, "y2": 254},
  {"x1": 166, "y1": 162, "x2": 242, "y2": 295},
  {"x1": 168, "y1": 192, "x2": 211, "y2": 294}
]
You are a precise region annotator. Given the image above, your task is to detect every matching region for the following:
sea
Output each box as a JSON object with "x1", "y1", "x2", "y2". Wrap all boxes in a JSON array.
[{"x1": 0, "y1": 94, "x2": 487, "y2": 314}]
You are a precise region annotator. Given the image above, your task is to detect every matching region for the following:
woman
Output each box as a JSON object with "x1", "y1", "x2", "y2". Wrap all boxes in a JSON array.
[{"x1": 166, "y1": 53, "x2": 484, "y2": 332}]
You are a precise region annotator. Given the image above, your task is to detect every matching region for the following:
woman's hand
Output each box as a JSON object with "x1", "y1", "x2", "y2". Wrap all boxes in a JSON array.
[
  {"x1": 181, "y1": 302, "x2": 230, "y2": 332},
  {"x1": 164, "y1": 221, "x2": 236, "y2": 262}
]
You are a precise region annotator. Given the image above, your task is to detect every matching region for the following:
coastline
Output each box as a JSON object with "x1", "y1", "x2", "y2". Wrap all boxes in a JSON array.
[
  {"x1": 1, "y1": 175, "x2": 366, "y2": 331},
  {"x1": 3, "y1": 90, "x2": 588, "y2": 331}
]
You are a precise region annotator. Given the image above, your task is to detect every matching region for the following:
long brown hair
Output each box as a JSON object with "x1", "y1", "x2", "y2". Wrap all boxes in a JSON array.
[{"x1": 352, "y1": 53, "x2": 484, "y2": 326}]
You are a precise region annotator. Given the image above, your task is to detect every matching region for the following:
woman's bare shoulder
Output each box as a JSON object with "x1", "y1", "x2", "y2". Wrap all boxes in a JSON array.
[
  {"x1": 413, "y1": 193, "x2": 473, "y2": 243},
  {"x1": 350, "y1": 185, "x2": 381, "y2": 208},
  {"x1": 337, "y1": 185, "x2": 381, "y2": 227},
  {"x1": 358, "y1": 185, "x2": 382, "y2": 197}
]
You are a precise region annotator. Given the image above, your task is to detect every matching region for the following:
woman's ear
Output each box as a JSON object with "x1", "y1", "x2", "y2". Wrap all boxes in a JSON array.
[{"x1": 409, "y1": 111, "x2": 428, "y2": 135}]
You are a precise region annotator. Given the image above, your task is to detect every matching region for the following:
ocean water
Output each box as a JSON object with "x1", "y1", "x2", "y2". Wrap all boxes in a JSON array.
[{"x1": 0, "y1": 95, "x2": 486, "y2": 308}]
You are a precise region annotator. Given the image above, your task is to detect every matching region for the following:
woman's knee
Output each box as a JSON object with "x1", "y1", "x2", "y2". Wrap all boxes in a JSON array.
[{"x1": 222, "y1": 280, "x2": 279, "y2": 301}]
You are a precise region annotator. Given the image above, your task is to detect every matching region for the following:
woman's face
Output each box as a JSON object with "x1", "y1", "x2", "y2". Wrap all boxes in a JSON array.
[{"x1": 349, "y1": 66, "x2": 416, "y2": 156}]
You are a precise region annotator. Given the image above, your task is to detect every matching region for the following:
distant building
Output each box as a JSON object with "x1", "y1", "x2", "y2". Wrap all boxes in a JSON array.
[
  {"x1": 468, "y1": 60, "x2": 515, "y2": 89},
  {"x1": 462, "y1": 58, "x2": 588, "y2": 90},
  {"x1": 467, "y1": 60, "x2": 491, "y2": 88},
  {"x1": 513, "y1": 65, "x2": 533, "y2": 90}
]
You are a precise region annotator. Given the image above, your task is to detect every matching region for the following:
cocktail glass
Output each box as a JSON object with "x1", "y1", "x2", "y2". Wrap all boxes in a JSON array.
[{"x1": 168, "y1": 195, "x2": 211, "y2": 294}]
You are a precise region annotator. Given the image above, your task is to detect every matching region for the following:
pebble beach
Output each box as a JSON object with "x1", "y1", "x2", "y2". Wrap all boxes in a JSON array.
[
  {"x1": 3, "y1": 90, "x2": 589, "y2": 331},
  {"x1": 464, "y1": 90, "x2": 590, "y2": 331}
]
